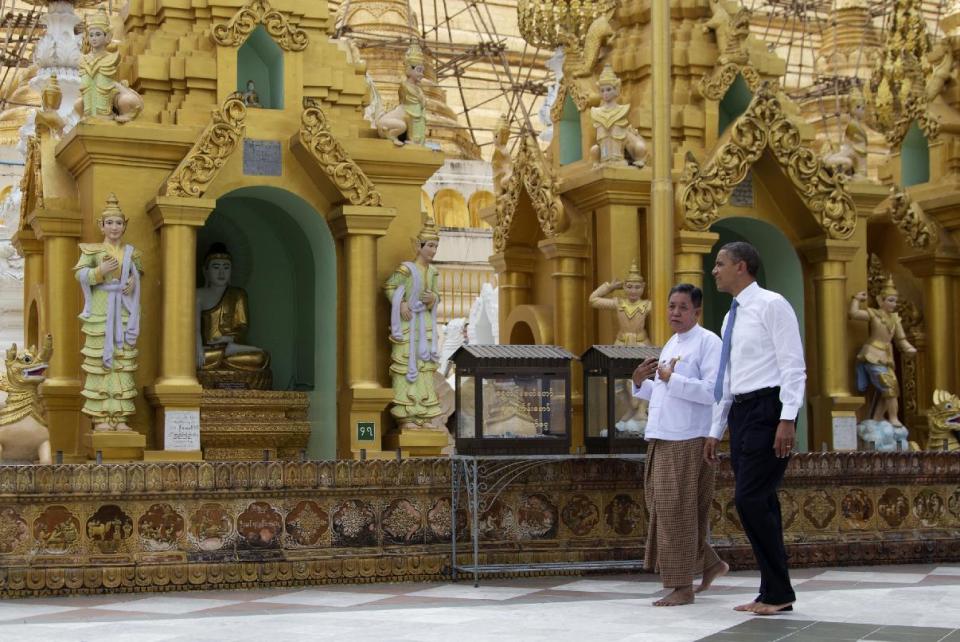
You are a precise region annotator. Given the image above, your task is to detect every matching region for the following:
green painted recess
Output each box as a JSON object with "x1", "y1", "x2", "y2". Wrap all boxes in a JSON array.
[
  {"x1": 701, "y1": 217, "x2": 809, "y2": 451},
  {"x1": 199, "y1": 187, "x2": 336, "y2": 458},
  {"x1": 559, "y1": 94, "x2": 582, "y2": 165},
  {"x1": 237, "y1": 26, "x2": 284, "y2": 109},
  {"x1": 718, "y1": 75, "x2": 752, "y2": 136},
  {"x1": 901, "y1": 121, "x2": 930, "y2": 187}
]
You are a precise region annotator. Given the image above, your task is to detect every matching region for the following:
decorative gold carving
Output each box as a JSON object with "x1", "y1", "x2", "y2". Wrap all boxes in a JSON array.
[
  {"x1": 493, "y1": 136, "x2": 568, "y2": 252},
  {"x1": 680, "y1": 83, "x2": 856, "y2": 240},
  {"x1": 698, "y1": 2, "x2": 758, "y2": 99},
  {"x1": 299, "y1": 104, "x2": 383, "y2": 207},
  {"x1": 211, "y1": 0, "x2": 308, "y2": 52},
  {"x1": 887, "y1": 188, "x2": 939, "y2": 250},
  {"x1": 698, "y1": 62, "x2": 760, "y2": 101},
  {"x1": 517, "y1": 0, "x2": 614, "y2": 51},
  {"x1": 199, "y1": 389, "x2": 310, "y2": 461},
  {"x1": 163, "y1": 95, "x2": 247, "y2": 198},
  {"x1": 19, "y1": 136, "x2": 42, "y2": 223}
]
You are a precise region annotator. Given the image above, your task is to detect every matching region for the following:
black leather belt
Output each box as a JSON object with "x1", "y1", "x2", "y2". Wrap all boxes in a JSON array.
[{"x1": 733, "y1": 386, "x2": 780, "y2": 403}]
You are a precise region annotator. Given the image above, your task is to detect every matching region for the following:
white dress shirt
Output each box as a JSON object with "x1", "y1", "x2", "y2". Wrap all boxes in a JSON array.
[
  {"x1": 709, "y1": 281, "x2": 807, "y2": 439},
  {"x1": 633, "y1": 324, "x2": 722, "y2": 441}
]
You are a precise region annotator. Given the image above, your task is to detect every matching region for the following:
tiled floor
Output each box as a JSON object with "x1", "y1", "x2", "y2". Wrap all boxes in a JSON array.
[{"x1": 1, "y1": 564, "x2": 959, "y2": 641}]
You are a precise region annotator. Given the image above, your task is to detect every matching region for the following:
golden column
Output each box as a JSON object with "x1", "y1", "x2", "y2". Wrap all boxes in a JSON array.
[
  {"x1": 798, "y1": 237, "x2": 863, "y2": 451},
  {"x1": 562, "y1": 167, "x2": 650, "y2": 343},
  {"x1": 27, "y1": 203, "x2": 83, "y2": 459},
  {"x1": 674, "y1": 230, "x2": 720, "y2": 290},
  {"x1": 901, "y1": 252, "x2": 960, "y2": 394},
  {"x1": 12, "y1": 231, "x2": 45, "y2": 342},
  {"x1": 648, "y1": 0, "x2": 674, "y2": 346},
  {"x1": 144, "y1": 196, "x2": 216, "y2": 458},
  {"x1": 490, "y1": 245, "x2": 538, "y2": 339},
  {"x1": 539, "y1": 235, "x2": 589, "y2": 451},
  {"x1": 329, "y1": 204, "x2": 397, "y2": 459}
]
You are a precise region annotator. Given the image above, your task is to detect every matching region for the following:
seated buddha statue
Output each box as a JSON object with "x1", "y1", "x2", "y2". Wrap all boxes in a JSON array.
[{"x1": 196, "y1": 243, "x2": 272, "y2": 390}]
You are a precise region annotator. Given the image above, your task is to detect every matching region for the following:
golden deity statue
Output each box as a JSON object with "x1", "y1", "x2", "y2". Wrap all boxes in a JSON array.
[
  {"x1": 849, "y1": 277, "x2": 917, "y2": 427},
  {"x1": 823, "y1": 88, "x2": 869, "y2": 178},
  {"x1": 589, "y1": 65, "x2": 648, "y2": 169},
  {"x1": 74, "y1": 194, "x2": 142, "y2": 432},
  {"x1": 589, "y1": 260, "x2": 652, "y2": 346},
  {"x1": 196, "y1": 243, "x2": 272, "y2": 390},
  {"x1": 491, "y1": 114, "x2": 513, "y2": 196},
  {"x1": 385, "y1": 217, "x2": 443, "y2": 429},
  {"x1": 75, "y1": 7, "x2": 143, "y2": 123},
  {"x1": 375, "y1": 43, "x2": 428, "y2": 146}
]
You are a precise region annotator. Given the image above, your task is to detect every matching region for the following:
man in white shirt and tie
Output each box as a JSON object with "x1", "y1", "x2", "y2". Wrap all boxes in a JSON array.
[
  {"x1": 704, "y1": 241, "x2": 806, "y2": 616},
  {"x1": 631, "y1": 283, "x2": 728, "y2": 606}
]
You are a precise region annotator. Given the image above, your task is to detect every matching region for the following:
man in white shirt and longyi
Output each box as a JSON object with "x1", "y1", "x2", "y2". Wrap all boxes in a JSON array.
[
  {"x1": 704, "y1": 241, "x2": 807, "y2": 616},
  {"x1": 631, "y1": 283, "x2": 729, "y2": 606}
]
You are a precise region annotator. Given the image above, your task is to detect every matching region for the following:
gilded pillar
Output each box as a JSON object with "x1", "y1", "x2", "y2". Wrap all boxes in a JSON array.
[
  {"x1": 798, "y1": 237, "x2": 863, "y2": 451},
  {"x1": 539, "y1": 236, "x2": 589, "y2": 451},
  {"x1": 490, "y1": 245, "x2": 537, "y2": 339},
  {"x1": 12, "y1": 231, "x2": 45, "y2": 344},
  {"x1": 561, "y1": 167, "x2": 649, "y2": 343},
  {"x1": 27, "y1": 204, "x2": 83, "y2": 459},
  {"x1": 902, "y1": 252, "x2": 960, "y2": 394},
  {"x1": 329, "y1": 204, "x2": 397, "y2": 459},
  {"x1": 144, "y1": 196, "x2": 215, "y2": 454},
  {"x1": 674, "y1": 230, "x2": 719, "y2": 290}
]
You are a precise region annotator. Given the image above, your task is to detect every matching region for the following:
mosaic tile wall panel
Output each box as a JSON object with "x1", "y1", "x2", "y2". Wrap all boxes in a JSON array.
[{"x1": 0, "y1": 453, "x2": 957, "y2": 597}]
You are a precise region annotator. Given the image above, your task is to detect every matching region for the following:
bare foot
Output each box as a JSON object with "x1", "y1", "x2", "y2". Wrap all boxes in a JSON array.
[
  {"x1": 696, "y1": 560, "x2": 729, "y2": 593},
  {"x1": 653, "y1": 586, "x2": 694, "y2": 607},
  {"x1": 734, "y1": 600, "x2": 759, "y2": 612},
  {"x1": 752, "y1": 602, "x2": 794, "y2": 616},
  {"x1": 93, "y1": 423, "x2": 112, "y2": 433}
]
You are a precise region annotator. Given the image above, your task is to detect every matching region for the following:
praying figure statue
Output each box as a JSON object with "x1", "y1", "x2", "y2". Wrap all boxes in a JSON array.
[
  {"x1": 74, "y1": 194, "x2": 142, "y2": 432},
  {"x1": 195, "y1": 243, "x2": 272, "y2": 390},
  {"x1": 823, "y1": 88, "x2": 868, "y2": 178},
  {"x1": 589, "y1": 65, "x2": 648, "y2": 169},
  {"x1": 241, "y1": 80, "x2": 262, "y2": 108},
  {"x1": 375, "y1": 43, "x2": 428, "y2": 146},
  {"x1": 850, "y1": 277, "x2": 917, "y2": 428},
  {"x1": 75, "y1": 7, "x2": 143, "y2": 123},
  {"x1": 385, "y1": 217, "x2": 443, "y2": 429}
]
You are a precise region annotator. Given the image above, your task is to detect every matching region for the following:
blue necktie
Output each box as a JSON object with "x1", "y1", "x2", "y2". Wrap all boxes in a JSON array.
[{"x1": 714, "y1": 299, "x2": 739, "y2": 402}]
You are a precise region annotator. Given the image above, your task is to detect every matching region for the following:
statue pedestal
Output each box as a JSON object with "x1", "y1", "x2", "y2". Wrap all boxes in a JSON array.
[
  {"x1": 200, "y1": 389, "x2": 310, "y2": 461},
  {"x1": 383, "y1": 427, "x2": 449, "y2": 457},
  {"x1": 84, "y1": 431, "x2": 146, "y2": 462},
  {"x1": 143, "y1": 449, "x2": 203, "y2": 462}
]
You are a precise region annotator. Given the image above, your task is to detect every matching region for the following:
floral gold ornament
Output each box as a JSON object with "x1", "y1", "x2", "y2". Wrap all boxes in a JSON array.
[
  {"x1": 211, "y1": 0, "x2": 309, "y2": 51},
  {"x1": 679, "y1": 83, "x2": 855, "y2": 240},
  {"x1": 163, "y1": 94, "x2": 247, "y2": 198},
  {"x1": 299, "y1": 104, "x2": 383, "y2": 207},
  {"x1": 886, "y1": 188, "x2": 940, "y2": 250},
  {"x1": 517, "y1": 0, "x2": 615, "y2": 52}
]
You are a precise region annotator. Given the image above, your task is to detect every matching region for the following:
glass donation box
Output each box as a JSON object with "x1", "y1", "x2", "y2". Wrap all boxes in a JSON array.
[
  {"x1": 582, "y1": 345, "x2": 661, "y2": 454},
  {"x1": 451, "y1": 345, "x2": 575, "y2": 455}
]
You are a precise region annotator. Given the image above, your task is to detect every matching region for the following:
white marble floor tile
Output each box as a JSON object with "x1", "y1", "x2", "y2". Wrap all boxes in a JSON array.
[
  {"x1": 253, "y1": 589, "x2": 395, "y2": 608},
  {"x1": 89, "y1": 596, "x2": 242, "y2": 614},
  {"x1": 0, "y1": 603, "x2": 81, "y2": 621},
  {"x1": 551, "y1": 579, "x2": 664, "y2": 594},
  {"x1": 405, "y1": 584, "x2": 541, "y2": 600},
  {"x1": 930, "y1": 566, "x2": 960, "y2": 576},
  {"x1": 811, "y1": 570, "x2": 928, "y2": 583}
]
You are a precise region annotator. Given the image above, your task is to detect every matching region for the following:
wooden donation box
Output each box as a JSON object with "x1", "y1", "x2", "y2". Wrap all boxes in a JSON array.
[
  {"x1": 451, "y1": 345, "x2": 574, "y2": 455},
  {"x1": 582, "y1": 345, "x2": 660, "y2": 454}
]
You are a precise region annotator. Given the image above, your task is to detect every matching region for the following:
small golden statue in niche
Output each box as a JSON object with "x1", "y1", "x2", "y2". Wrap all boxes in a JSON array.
[
  {"x1": 196, "y1": 243, "x2": 272, "y2": 390},
  {"x1": 74, "y1": 194, "x2": 142, "y2": 432},
  {"x1": 590, "y1": 260, "x2": 652, "y2": 435},
  {"x1": 589, "y1": 65, "x2": 647, "y2": 169},
  {"x1": 849, "y1": 276, "x2": 917, "y2": 440},
  {"x1": 241, "y1": 80, "x2": 263, "y2": 108},
  {"x1": 385, "y1": 217, "x2": 443, "y2": 429},
  {"x1": 374, "y1": 43, "x2": 428, "y2": 146},
  {"x1": 75, "y1": 7, "x2": 143, "y2": 123}
]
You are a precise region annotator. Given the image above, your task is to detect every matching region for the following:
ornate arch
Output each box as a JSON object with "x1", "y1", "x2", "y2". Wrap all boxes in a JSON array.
[
  {"x1": 493, "y1": 136, "x2": 567, "y2": 253},
  {"x1": 211, "y1": 0, "x2": 309, "y2": 52},
  {"x1": 679, "y1": 83, "x2": 856, "y2": 240}
]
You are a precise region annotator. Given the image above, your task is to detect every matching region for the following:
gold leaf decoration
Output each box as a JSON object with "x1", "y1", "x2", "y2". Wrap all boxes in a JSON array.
[
  {"x1": 680, "y1": 83, "x2": 856, "y2": 240},
  {"x1": 163, "y1": 95, "x2": 247, "y2": 198},
  {"x1": 887, "y1": 188, "x2": 939, "y2": 250},
  {"x1": 299, "y1": 104, "x2": 382, "y2": 207},
  {"x1": 493, "y1": 136, "x2": 567, "y2": 253},
  {"x1": 211, "y1": 0, "x2": 309, "y2": 52},
  {"x1": 697, "y1": 62, "x2": 761, "y2": 101},
  {"x1": 19, "y1": 136, "x2": 43, "y2": 222}
]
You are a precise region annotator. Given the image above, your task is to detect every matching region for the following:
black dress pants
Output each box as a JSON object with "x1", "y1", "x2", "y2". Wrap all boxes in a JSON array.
[{"x1": 728, "y1": 391, "x2": 796, "y2": 605}]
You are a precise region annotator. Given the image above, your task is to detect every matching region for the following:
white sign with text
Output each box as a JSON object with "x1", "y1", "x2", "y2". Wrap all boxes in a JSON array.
[{"x1": 165, "y1": 409, "x2": 201, "y2": 451}]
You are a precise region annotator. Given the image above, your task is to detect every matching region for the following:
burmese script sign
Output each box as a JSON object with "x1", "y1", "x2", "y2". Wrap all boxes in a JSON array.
[
  {"x1": 243, "y1": 139, "x2": 282, "y2": 176},
  {"x1": 164, "y1": 409, "x2": 201, "y2": 451}
]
